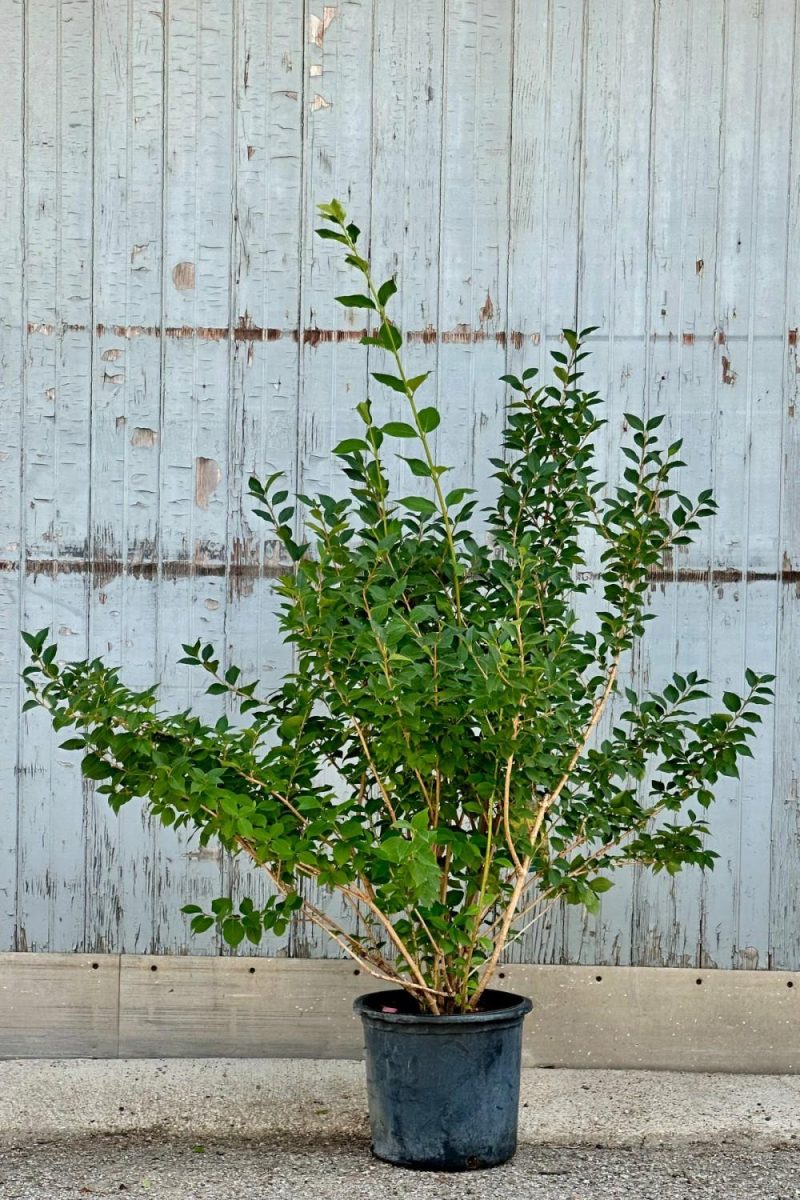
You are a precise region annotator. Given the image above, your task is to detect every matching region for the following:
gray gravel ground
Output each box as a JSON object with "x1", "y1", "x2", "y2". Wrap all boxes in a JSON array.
[
  {"x1": 1, "y1": 1059, "x2": 799, "y2": 1198},
  {"x1": 2, "y1": 1135, "x2": 800, "y2": 1200}
]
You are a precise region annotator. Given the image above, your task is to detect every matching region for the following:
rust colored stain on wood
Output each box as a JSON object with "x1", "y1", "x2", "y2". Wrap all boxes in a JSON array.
[
  {"x1": 3, "y1": 557, "x2": 798, "y2": 588},
  {"x1": 721, "y1": 355, "x2": 737, "y2": 385},
  {"x1": 30, "y1": 321, "x2": 790, "y2": 351}
]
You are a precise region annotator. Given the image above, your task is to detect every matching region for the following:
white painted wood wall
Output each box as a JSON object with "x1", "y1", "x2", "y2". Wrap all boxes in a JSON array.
[{"x1": 1, "y1": 0, "x2": 798, "y2": 970}]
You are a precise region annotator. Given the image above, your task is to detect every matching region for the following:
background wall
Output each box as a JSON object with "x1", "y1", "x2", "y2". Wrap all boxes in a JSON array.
[{"x1": 0, "y1": 0, "x2": 798, "y2": 970}]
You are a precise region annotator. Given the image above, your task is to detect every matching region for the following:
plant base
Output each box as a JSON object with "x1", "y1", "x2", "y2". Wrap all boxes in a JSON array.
[{"x1": 354, "y1": 988, "x2": 532, "y2": 1172}]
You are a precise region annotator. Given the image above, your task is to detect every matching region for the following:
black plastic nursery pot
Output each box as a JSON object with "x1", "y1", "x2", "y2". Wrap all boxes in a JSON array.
[{"x1": 354, "y1": 988, "x2": 533, "y2": 1172}]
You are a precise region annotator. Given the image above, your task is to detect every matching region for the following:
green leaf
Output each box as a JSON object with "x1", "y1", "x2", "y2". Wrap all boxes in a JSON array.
[
  {"x1": 372, "y1": 372, "x2": 408, "y2": 394},
  {"x1": 335, "y1": 294, "x2": 375, "y2": 310},
  {"x1": 407, "y1": 373, "x2": 431, "y2": 395},
  {"x1": 315, "y1": 228, "x2": 348, "y2": 244},
  {"x1": 399, "y1": 496, "x2": 437, "y2": 517},
  {"x1": 190, "y1": 915, "x2": 215, "y2": 935},
  {"x1": 445, "y1": 487, "x2": 476, "y2": 506},
  {"x1": 399, "y1": 457, "x2": 432, "y2": 478},
  {"x1": 416, "y1": 405, "x2": 440, "y2": 433},
  {"x1": 722, "y1": 691, "x2": 740, "y2": 713},
  {"x1": 318, "y1": 198, "x2": 346, "y2": 222},
  {"x1": 588, "y1": 877, "x2": 614, "y2": 894},
  {"x1": 381, "y1": 422, "x2": 417, "y2": 438},
  {"x1": 333, "y1": 438, "x2": 369, "y2": 455},
  {"x1": 81, "y1": 754, "x2": 111, "y2": 781},
  {"x1": 499, "y1": 374, "x2": 525, "y2": 393},
  {"x1": 377, "y1": 278, "x2": 397, "y2": 306},
  {"x1": 59, "y1": 738, "x2": 86, "y2": 751},
  {"x1": 222, "y1": 919, "x2": 246, "y2": 948}
]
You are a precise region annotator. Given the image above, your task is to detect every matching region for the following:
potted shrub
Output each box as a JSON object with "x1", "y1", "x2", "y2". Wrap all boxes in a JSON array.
[{"x1": 22, "y1": 200, "x2": 773, "y2": 1171}]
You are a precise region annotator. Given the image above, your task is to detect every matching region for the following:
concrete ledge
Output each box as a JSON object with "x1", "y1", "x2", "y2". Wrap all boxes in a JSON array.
[{"x1": 0, "y1": 953, "x2": 798, "y2": 1071}]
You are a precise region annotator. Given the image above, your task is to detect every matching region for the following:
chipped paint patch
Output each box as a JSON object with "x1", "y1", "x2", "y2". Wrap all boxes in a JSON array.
[
  {"x1": 195, "y1": 457, "x2": 222, "y2": 509},
  {"x1": 721, "y1": 355, "x2": 736, "y2": 385},
  {"x1": 311, "y1": 93, "x2": 332, "y2": 112},
  {"x1": 130, "y1": 427, "x2": 158, "y2": 448},
  {"x1": 101, "y1": 348, "x2": 124, "y2": 362},
  {"x1": 171, "y1": 261, "x2": 196, "y2": 291},
  {"x1": 308, "y1": 6, "x2": 336, "y2": 46}
]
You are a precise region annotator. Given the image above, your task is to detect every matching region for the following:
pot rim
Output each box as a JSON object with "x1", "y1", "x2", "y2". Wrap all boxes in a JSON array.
[{"x1": 353, "y1": 987, "x2": 533, "y2": 1027}]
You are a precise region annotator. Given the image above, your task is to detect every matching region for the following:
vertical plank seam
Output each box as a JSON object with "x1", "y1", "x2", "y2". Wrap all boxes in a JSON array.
[
  {"x1": 769, "y1": 0, "x2": 799, "y2": 969},
  {"x1": 14, "y1": 0, "x2": 30, "y2": 953},
  {"x1": 83, "y1": 0, "x2": 99, "y2": 954},
  {"x1": 154, "y1": 0, "x2": 171, "y2": 955},
  {"x1": 703, "y1": 0, "x2": 729, "y2": 967},
  {"x1": 572, "y1": 0, "x2": 589, "y2": 335},
  {"x1": 221, "y1": 0, "x2": 241, "y2": 958},
  {"x1": 564, "y1": 0, "x2": 589, "y2": 967},
  {"x1": 289, "y1": 0, "x2": 309, "y2": 959},
  {"x1": 736, "y1": 1, "x2": 766, "y2": 967},
  {"x1": 670, "y1": 0, "x2": 690, "y2": 963},
  {"x1": 630, "y1": 0, "x2": 660, "y2": 967},
  {"x1": 51, "y1": 0, "x2": 64, "y2": 952},
  {"x1": 433, "y1": 0, "x2": 447, "y2": 517}
]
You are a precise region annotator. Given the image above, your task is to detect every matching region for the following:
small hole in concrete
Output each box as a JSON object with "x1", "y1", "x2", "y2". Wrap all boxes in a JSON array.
[
  {"x1": 91, "y1": 962, "x2": 99, "y2": 970},
  {"x1": 788, "y1": 981, "x2": 794, "y2": 989},
  {"x1": 353, "y1": 968, "x2": 360, "y2": 975},
  {"x1": 696, "y1": 977, "x2": 703, "y2": 985},
  {"x1": 595, "y1": 975, "x2": 603, "y2": 982},
  {"x1": 248, "y1": 967, "x2": 256, "y2": 974},
  {"x1": 150, "y1": 964, "x2": 158, "y2": 972},
  {"x1": 498, "y1": 971, "x2": 506, "y2": 979}
]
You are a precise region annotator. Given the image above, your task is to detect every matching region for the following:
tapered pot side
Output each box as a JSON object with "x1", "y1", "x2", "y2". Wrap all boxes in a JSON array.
[{"x1": 354, "y1": 989, "x2": 533, "y2": 1171}]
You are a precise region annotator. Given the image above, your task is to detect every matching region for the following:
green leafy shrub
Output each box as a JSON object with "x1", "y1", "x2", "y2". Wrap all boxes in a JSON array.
[{"x1": 22, "y1": 200, "x2": 773, "y2": 1014}]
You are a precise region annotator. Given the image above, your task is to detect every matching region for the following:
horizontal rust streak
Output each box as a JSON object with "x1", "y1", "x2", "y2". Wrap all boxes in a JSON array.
[
  {"x1": 3, "y1": 558, "x2": 799, "y2": 586},
  {"x1": 2, "y1": 558, "x2": 287, "y2": 582},
  {"x1": 646, "y1": 568, "x2": 798, "y2": 584},
  {"x1": 24, "y1": 322, "x2": 799, "y2": 347}
]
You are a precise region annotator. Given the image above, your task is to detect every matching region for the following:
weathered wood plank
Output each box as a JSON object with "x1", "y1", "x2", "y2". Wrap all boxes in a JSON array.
[
  {"x1": 16, "y1": 0, "x2": 95, "y2": 953},
  {"x1": 151, "y1": 0, "x2": 238, "y2": 953},
  {"x1": 293, "y1": 0, "x2": 375, "y2": 958},
  {"x1": 0, "y1": 0, "x2": 25, "y2": 951},
  {"x1": 770, "y1": 0, "x2": 800, "y2": 972},
  {"x1": 85, "y1": 0, "x2": 167, "y2": 955},
  {"x1": 220, "y1": 0, "x2": 305, "y2": 955}
]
